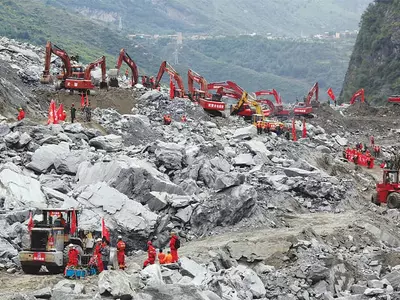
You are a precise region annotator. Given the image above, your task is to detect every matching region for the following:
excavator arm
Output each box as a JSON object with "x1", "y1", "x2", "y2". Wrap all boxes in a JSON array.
[
  {"x1": 350, "y1": 89, "x2": 365, "y2": 105},
  {"x1": 231, "y1": 92, "x2": 249, "y2": 115},
  {"x1": 41, "y1": 41, "x2": 72, "y2": 84},
  {"x1": 109, "y1": 48, "x2": 139, "y2": 87},
  {"x1": 188, "y1": 69, "x2": 210, "y2": 100},
  {"x1": 83, "y1": 56, "x2": 108, "y2": 89},
  {"x1": 305, "y1": 82, "x2": 319, "y2": 106},
  {"x1": 155, "y1": 61, "x2": 186, "y2": 97}
]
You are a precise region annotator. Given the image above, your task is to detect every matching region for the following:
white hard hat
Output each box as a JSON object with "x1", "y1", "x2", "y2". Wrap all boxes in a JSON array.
[
  {"x1": 96, "y1": 238, "x2": 102, "y2": 242},
  {"x1": 118, "y1": 235, "x2": 122, "y2": 239},
  {"x1": 68, "y1": 244, "x2": 74, "y2": 247}
]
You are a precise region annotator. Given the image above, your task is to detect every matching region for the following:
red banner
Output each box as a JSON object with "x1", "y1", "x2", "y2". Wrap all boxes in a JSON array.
[
  {"x1": 327, "y1": 88, "x2": 336, "y2": 101},
  {"x1": 70, "y1": 209, "x2": 77, "y2": 235},
  {"x1": 47, "y1": 100, "x2": 58, "y2": 125},
  {"x1": 102, "y1": 218, "x2": 110, "y2": 242},
  {"x1": 302, "y1": 119, "x2": 307, "y2": 138},
  {"x1": 345, "y1": 149, "x2": 374, "y2": 168},
  {"x1": 27, "y1": 211, "x2": 34, "y2": 232},
  {"x1": 57, "y1": 103, "x2": 64, "y2": 121},
  {"x1": 292, "y1": 119, "x2": 297, "y2": 141}
]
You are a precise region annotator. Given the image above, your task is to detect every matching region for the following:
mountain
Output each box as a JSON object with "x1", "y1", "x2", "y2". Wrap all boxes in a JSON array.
[
  {"x1": 341, "y1": 0, "x2": 400, "y2": 105},
  {"x1": 47, "y1": 0, "x2": 371, "y2": 36}
]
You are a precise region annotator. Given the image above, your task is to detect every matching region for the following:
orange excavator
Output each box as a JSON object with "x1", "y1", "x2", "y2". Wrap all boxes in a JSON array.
[
  {"x1": 187, "y1": 70, "x2": 225, "y2": 112},
  {"x1": 108, "y1": 48, "x2": 139, "y2": 88},
  {"x1": 254, "y1": 89, "x2": 290, "y2": 118},
  {"x1": 154, "y1": 61, "x2": 186, "y2": 98},
  {"x1": 40, "y1": 41, "x2": 85, "y2": 89},
  {"x1": 349, "y1": 89, "x2": 365, "y2": 104},
  {"x1": 294, "y1": 82, "x2": 319, "y2": 116}
]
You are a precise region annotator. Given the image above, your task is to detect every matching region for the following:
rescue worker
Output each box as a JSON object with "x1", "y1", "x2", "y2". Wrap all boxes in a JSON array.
[
  {"x1": 158, "y1": 249, "x2": 166, "y2": 264},
  {"x1": 163, "y1": 114, "x2": 172, "y2": 125},
  {"x1": 370, "y1": 136, "x2": 375, "y2": 147},
  {"x1": 101, "y1": 238, "x2": 110, "y2": 271},
  {"x1": 256, "y1": 121, "x2": 263, "y2": 135},
  {"x1": 61, "y1": 110, "x2": 67, "y2": 121},
  {"x1": 94, "y1": 238, "x2": 104, "y2": 272},
  {"x1": 143, "y1": 241, "x2": 156, "y2": 268},
  {"x1": 164, "y1": 251, "x2": 173, "y2": 264},
  {"x1": 17, "y1": 107, "x2": 25, "y2": 121},
  {"x1": 116, "y1": 236, "x2": 126, "y2": 270},
  {"x1": 64, "y1": 244, "x2": 79, "y2": 275},
  {"x1": 71, "y1": 104, "x2": 76, "y2": 123},
  {"x1": 181, "y1": 115, "x2": 187, "y2": 122},
  {"x1": 55, "y1": 214, "x2": 66, "y2": 227},
  {"x1": 169, "y1": 232, "x2": 179, "y2": 263}
]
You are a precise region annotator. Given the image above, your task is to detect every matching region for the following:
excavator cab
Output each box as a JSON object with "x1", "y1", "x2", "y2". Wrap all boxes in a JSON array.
[{"x1": 372, "y1": 169, "x2": 400, "y2": 209}]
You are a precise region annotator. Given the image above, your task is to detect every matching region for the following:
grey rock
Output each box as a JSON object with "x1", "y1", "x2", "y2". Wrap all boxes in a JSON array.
[
  {"x1": 4, "y1": 131, "x2": 20, "y2": 144},
  {"x1": 64, "y1": 123, "x2": 84, "y2": 134},
  {"x1": 214, "y1": 172, "x2": 245, "y2": 190},
  {"x1": 32, "y1": 287, "x2": 52, "y2": 299},
  {"x1": 351, "y1": 284, "x2": 367, "y2": 294},
  {"x1": 17, "y1": 132, "x2": 31, "y2": 148},
  {"x1": 316, "y1": 145, "x2": 331, "y2": 154},
  {"x1": 140, "y1": 264, "x2": 165, "y2": 287},
  {"x1": 179, "y1": 257, "x2": 207, "y2": 278},
  {"x1": 335, "y1": 135, "x2": 348, "y2": 146},
  {"x1": 27, "y1": 142, "x2": 70, "y2": 173},
  {"x1": 232, "y1": 125, "x2": 257, "y2": 140},
  {"x1": 98, "y1": 270, "x2": 141, "y2": 296},
  {"x1": 383, "y1": 270, "x2": 400, "y2": 289},
  {"x1": 144, "y1": 191, "x2": 169, "y2": 211},
  {"x1": 89, "y1": 134, "x2": 123, "y2": 152},
  {"x1": 54, "y1": 149, "x2": 89, "y2": 175},
  {"x1": 176, "y1": 205, "x2": 194, "y2": 223},
  {"x1": 233, "y1": 153, "x2": 255, "y2": 166},
  {"x1": 363, "y1": 288, "x2": 384, "y2": 296},
  {"x1": 307, "y1": 265, "x2": 329, "y2": 283},
  {"x1": 155, "y1": 141, "x2": 184, "y2": 170},
  {"x1": 210, "y1": 157, "x2": 231, "y2": 173},
  {"x1": 0, "y1": 124, "x2": 10, "y2": 137}
]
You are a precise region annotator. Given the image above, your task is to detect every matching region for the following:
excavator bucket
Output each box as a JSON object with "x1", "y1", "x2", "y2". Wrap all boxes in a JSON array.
[
  {"x1": 40, "y1": 75, "x2": 53, "y2": 84},
  {"x1": 108, "y1": 69, "x2": 119, "y2": 87}
]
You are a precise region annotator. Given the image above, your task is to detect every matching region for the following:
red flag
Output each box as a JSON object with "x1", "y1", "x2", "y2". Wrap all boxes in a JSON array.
[
  {"x1": 169, "y1": 76, "x2": 175, "y2": 100},
  {"x1": 27, "y1": 211, "x2": 34, "y2": 232},
  {"x1": 101, "y1": 218, "x2": 110, "y2": 242},
  {"x1": 70, "y1": 209, "x2": 77, "y2": 235},
  {"x1": 80, "y1": 93, "x2": 85, "y2": 107},
  {"x1": 56, "y1": 103, "x2": 64, "y2": 121},
  {"x1": 292, "y1": 119, "x2": 297, "y2": 141},
  {"x1": 327, "y1": 88, "x2": 336, "y2": 101},
  {"x1": 47, "y1": 100, "x2": 58, "y2": 124},
  {"x1": 302, "y1": 119, "x2": 307, "y2": 138}
]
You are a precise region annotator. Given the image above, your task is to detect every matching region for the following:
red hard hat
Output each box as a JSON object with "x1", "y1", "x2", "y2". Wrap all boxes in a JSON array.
[{"x1": 147, "y1": 241, "x2": 152, "y2": 245}]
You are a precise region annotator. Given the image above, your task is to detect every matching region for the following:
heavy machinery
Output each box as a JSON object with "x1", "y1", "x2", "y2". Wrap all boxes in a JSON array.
[
  {"x1": 231, "y1": 91, "x2": 269, "y2": 119},
  {"x1": 41, "y1": 41, "x2": 85, "y2": 90},
  {"x1": 388, "y1": 95, "x2": 400, "y2": 103},
  {"x1": 64, "y1": 56, "x2": 108, "y2": 92},
  {"x1": 19, "y1": 208, "x2": 95, "y2": 274},
  {"x1": 294, "y1": 82, "x2": 319, "y2": 116},
  {"x1": 254, "y1": 89, "x2": 290, "y2": 118},
  {"x1": 371, "y1": 169, "x2": 400, "y2": 208},
  {"x1": 187, "y1": 70, "x2": 226, "y2": 113},
  {"x1": 349, "y1": 89, "x2": 365, "y2": 104},
  {"x1": 109, "y1": 48, "x2": 139, "y2": 88},
  {"x1": 207, "y1": 81, "x2": 245, "y2": 99},
  {"x1": 154, "y1": 61, "x2": 186, "y2": 98}
]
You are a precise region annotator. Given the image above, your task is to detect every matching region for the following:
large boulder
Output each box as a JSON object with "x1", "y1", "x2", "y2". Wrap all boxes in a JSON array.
[
  {"x1": 98, "y1": 270, "x2": 142, "y2": 296},
  {"x1": 89, "y1": 134, "x2": 123, "y2": 152},
  {"x1": 232, "y1": 126, "x2": 257, "y2": 140},
  {"x1": 0, "y1": 237, "x2": 18, "y2": 261},
  {"x1": 76, "y1": 156, "x2": 185, "y2": 200},
  {"x1": 190, "y1": 184, "x2": 257, "y2": 235},
  {"x1": 0, "y1": 168, "x2": 47, "y2": 209},
  {"x1": 233, "y1": 153, "x2": 255, "y2": 166},
  {"x1": 214, "y1": 172, "x2": 245, "y2": 190},
  {"x1": 244, "y1": 140, "x2": 272, "y2": 159},
  {"x1": 27, "y1": 142, "x2": 70, "y2": 173},
  {"x1": 54, "y1": 149, "x2": 90, "y2": 175},
  {"x1": 155, "y1": 142, "x2": 185, "y2": 170}
]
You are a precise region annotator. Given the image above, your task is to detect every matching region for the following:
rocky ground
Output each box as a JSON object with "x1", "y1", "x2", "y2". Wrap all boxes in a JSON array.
[{"x1": 1, "y1": 36, "x2": 400, "y2": 300}]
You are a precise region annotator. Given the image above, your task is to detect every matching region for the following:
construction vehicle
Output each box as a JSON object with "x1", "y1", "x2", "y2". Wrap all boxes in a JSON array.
[
  {"x1": 349, "y1": 89, "x2": 365, "y2": 104},
  {"x1": 65, "y1": 56, "x2": 108, "y2": 92},
  {"x1": 41, "y1": 41, "x2": 85, "y2": 89},
  {"x1": 294, "y1": 82, "x2": 319, "y2": 116},
  {"x1": 187, "y1": 70, "x2": 226, "y2": 113},
  {"x1": 108, "y1": 48, "x2": 139, "y2": 88},
  {"x1": 371, "y1": 169, "x2": 400, "y2": 208},
  {"x1": 154, "y1": 61, "x2": 186, "y2": 98},
  {"x1": 254, "y1": 89, "x2": 290, "y2": 118},
  {"x1": 388, "y1": 95, "x2": 400, "y2": 103},
  {"x1": 19, "y1": 208, "x2": 96, "y2": 274},
  {"x1": 231, "y1": 91, "x2": 269, "y2": 119}
]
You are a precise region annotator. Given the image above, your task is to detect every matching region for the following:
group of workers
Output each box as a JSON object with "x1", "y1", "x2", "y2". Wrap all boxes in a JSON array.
[
  {"x1": 343, "y1": 146, "x2": 375, "y2": 169},
  {"x1": 255, "y1": 120, "x2": 290, "y2": 139},
  {"x1": 143, "y1": 232, "x2": 180, "y2": 269},
  {"x1": 163, "y1": 114, "x2": 187, "y2": 125}
]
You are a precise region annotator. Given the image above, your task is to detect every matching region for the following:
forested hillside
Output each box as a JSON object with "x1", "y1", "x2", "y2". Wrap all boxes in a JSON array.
[
  {"x1": 47, "y1": 0, "x2": 370, "y2": 36},
  {"x1": 341, "y1": 0, "x2": 400, "y2": 105}
]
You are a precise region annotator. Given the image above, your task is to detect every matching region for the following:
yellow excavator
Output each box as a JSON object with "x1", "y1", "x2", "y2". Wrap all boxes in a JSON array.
[{"x1": 231, "y1": 91, "x2": 264, "y2": 123}]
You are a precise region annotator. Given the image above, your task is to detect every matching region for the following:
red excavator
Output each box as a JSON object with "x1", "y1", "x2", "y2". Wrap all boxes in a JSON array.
[
  {"x1": 153, "y1": 61, "x2": 186, "y2": 98},
  {"x1": 349, "y1": 89, "x2": 365, "y2": 104},
  {"x1": 41, "y1": 41, "x2": 85, "y2": 89},
  {"x1": 108, "y1": 48, "x2": 139, "y2": 88},
  {"x1": 64, "y1": 56, "x2": 108, "y2": 92},
  {"x1": 294, "y1": 82, "x2": 319, "y2": 116},
  {"x1": 388, "y1": 95, "x2": 400, "y2": 103},
  {"x1": 187, "y1": 70, "x2": 225, "y2": 113},
  {"x1": 254, "y1": 89, "x2": 290, "y2": 118}
]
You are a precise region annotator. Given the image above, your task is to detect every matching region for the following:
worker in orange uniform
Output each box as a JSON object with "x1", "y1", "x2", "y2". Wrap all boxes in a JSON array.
[
  {"x1": 116, "y1": 236, "x2": 126, "y2": 270},
  {"x1": 93, "y1": 238, "x2": 104, "y2": 273},
  {"x1": 17, "y1": 108, "x2": 25, "y2": 121},
  {"x1": 64, "y1": 244, "x2": 79, "y2": 275},
  {"x1": 169, "y1": 232, "x2": 180, "y2": 263},
  {"x1": 163, "y1": 114, "x2": 172, "y2": 125},
  {"x1": 164, "y1": 250, "x2": 173, "y2": 264},
  {"x1": 181, "y1": 115, "x2": 187, "y2": 122},
  {"x1": 256, "y1": 121, "x2": 263, "y2": 135},
  {"x1": 158, "y1": 249, "x2": 166, "y2": 264},
  {"x1": 143, "y1": 241, "x2": 156, "y2": 269}
]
